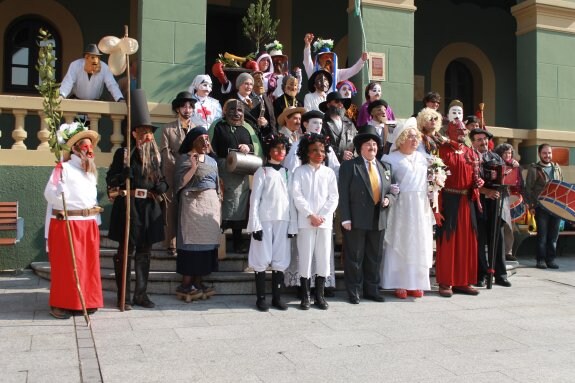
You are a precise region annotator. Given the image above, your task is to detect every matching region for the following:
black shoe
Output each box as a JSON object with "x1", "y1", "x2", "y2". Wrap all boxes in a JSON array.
[
  {"x1": 506, "y1": 253, "x2": 517, "y2": 261},
  {"x1": 116, "y1": 302, "x2": 132, "y2": 311},
  {"x1": 256, "y1": 297, "x2": 269, "y2": 312},
  {"x1": 546, "y1": 260, "x2": 559, "y2": 269},
  {"x1": 324, "y1": 287, "x2": 335, "y2": 298},
  {"x1": 133, "y1": 295, "x2": 155, "y2": 308},
  {"x1": 475, "y1": 277, "x2": 486, "y2": 288},
  {"x1": 536, "y1": 260, "x2": 547, "y2": 269},
  {"x1": 348, "y1": 296, "x2": 360, "y2": 304},
  {"x1": 299, "y1": 277, "x2": 311, "y2": 310},
  {"x1": 364, "y1": 294, "x2": 385, "y2": 302},
  {"x1": 494, "y1": 278, "x2": 512, "y2": 287}
]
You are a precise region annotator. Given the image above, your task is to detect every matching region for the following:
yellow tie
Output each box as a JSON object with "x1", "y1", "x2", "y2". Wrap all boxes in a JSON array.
[{"x1": 368, "y1": 161, "x2": 381, "y2": 204}]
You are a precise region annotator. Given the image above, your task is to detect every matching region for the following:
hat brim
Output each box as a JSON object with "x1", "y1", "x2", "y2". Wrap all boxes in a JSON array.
[
  {"x1": 353, "y1": 133, "x2": 382, "y2": 149},
  {"x1": 319, "y1": 98, "x2": 351, "y2": 113},
  {"x1": 278, "y1": 106, "x2": 307, "y2": 127},
  {"x1": 63, "y1": 130, "x2": 100, "y2": 160}
]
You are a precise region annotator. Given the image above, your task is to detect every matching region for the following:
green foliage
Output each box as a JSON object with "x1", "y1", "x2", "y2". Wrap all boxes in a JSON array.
[
  {"x1": 35, "y1": 28, "x2": 63, "y2": 162},
  {"x1": 242, "y1": 0, "x2": 280, "y2": 53}
]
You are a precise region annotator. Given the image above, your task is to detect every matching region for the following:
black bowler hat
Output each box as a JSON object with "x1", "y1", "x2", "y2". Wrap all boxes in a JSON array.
[
  {"x1": 468, "y1": 127, "x2": 493, "y2": 140},
  {"x1": 131, "y1": 89, "x2": 159, "y2": 132},
  {"x1": 319, "y1": 91, "x2": 351, "y2": 113},
  {"x1": 171, "y1": 91, "x2": 196, "y2": 112},
  {"x1": 367, "y1": 99, "x2": 389, "y2": 115},
  {"x1": 353, "y1": 124, "x2": 382, "y2": 151}
]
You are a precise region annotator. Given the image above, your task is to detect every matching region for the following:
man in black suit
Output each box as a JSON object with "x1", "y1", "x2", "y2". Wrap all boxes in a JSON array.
[{"x1": 339, "y1": 125, "x2": 397, "y2": 304}]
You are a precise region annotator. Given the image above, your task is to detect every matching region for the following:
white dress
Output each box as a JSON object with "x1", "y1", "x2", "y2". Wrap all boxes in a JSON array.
[{"x1": 381, "y1": 150, "x2": 434, "y2": 290}]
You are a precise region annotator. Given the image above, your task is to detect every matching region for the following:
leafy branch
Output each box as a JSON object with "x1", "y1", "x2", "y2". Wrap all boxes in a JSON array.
[
  {"x1": 35, "y1": 28, "x2": 64, "y2": 162},
  {"x1": 242, "y1": 0, "x2": 280, "y2": 53}
]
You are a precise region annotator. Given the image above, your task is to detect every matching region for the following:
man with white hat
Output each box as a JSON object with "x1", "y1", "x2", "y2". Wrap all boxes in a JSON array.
[
  {"x1": 60, "y1": 44, "x2": 124, "y2": 102},
  {"x1": 44, "y1": 123, "x2": 103, "y2": 319}
]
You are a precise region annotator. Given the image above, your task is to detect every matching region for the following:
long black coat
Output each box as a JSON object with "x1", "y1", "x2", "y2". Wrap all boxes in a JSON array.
[{"x1": 106, "y1": 147, "x2": 168, "y2": 246}]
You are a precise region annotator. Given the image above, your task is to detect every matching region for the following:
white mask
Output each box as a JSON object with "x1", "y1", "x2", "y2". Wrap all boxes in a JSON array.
[
  {"x1": 197, "y1": 81, "x2": 212, "y2": 93},
  {"x1": 306, "y1": 118, "x2": 323, "y2": 134},
  {"x1": 368, "y1": 84, "x2": 381, "y2": 101},
  {"x1": 448, "y1": 106, "x2": 463, "y2": 122},
  {"x1": 339, "y1": 85, "x2": 352, "y2": 98}
]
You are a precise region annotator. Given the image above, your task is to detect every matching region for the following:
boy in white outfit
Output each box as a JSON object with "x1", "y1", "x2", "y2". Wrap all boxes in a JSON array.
[
  {"x1": 248, "y1": 134, "x2": 297, "y2": 311},
  {"x1": 291, "y1": 133, "x2": 339, "y2": 310}
]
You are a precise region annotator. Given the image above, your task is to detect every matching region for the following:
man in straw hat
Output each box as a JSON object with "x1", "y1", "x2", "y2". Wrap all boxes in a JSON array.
[
  {"x1": 107, "y1": 89, "x2": 168, "y2": 309},
  {"x1": 339, "y1": 125, "x2": 397, "y2": 304},
  {"x1": 60, "y1": 44, "x2": 124, "y2": 102},
  {"x1": 277, "y1": 106, "x2": 306, "y2": 144},
  {"x1": 44, "y1": 122, "x2": 103, "y2": 319},
  {"x1": 160, "y1": 91, "x2": 197, "y2": 256}
]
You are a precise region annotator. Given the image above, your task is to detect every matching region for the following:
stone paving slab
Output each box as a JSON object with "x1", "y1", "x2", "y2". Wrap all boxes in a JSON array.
[{"x1": 1, "y1": 255, "x2": 575, "y2": 382}]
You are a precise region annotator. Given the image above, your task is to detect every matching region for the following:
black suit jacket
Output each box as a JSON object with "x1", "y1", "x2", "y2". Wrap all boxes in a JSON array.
[{"x1": 338, "y1": 156, "x2": 395, "y2": 231}]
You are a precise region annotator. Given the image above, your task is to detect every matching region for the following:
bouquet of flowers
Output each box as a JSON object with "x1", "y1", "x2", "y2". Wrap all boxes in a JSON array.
[
  {"x1": 427, "y1": 156, "x2": 450, "y2": 212},
  {"x1": 264, "y1": 40, "x2": 283, "y2": 52},
  {"x1": 313, "y1": 38, "x2": 334, "y2": 52}
]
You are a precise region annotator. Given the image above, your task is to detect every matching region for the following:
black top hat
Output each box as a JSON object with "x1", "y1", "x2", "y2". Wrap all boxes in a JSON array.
[
  {"x1": 131, "y1": 89, "x2": 159, "y2": 132},
  {"x1": 367, "y1": 99, "x2": 389, "y2": 115},
  {"x1": 319, "y1": 91, "x2": 351, "y2": 113},
  {"x1": 171, "y1": 91, "x2": 196, "y2": 112},
  {"x1": 84, "y1": 44, "x2": 102, "y2": 56},
  {"x1": 307, "y1": 70, "x2": 333, "y2": 93},
  {"x1": 468, "y1": 127, "x2": 493, "y2": 140},
  {"x1": 353, "y1": 124, "x2": 383, "y2": 150}
]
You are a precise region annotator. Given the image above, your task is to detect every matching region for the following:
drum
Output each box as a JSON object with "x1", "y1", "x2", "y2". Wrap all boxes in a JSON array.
[
  {"x1": 537, "y1": 180, "x2": 575, "y2": 222},
  {"x1": 226, "y1": 150, "x2": 262, "y2": 175},
  {"x1": 509, "y1": 192, "x2": 526, "y2": 223}
]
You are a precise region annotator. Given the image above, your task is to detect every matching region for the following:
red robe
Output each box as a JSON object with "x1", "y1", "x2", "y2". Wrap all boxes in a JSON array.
[{"x1": 435, "y1": 143, "x2": 478, "y2": 287}]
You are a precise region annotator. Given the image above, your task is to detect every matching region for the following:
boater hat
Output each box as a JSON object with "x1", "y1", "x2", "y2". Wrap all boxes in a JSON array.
[
  {"x1": 277, "y1": 106, "x2": 307, "y2": 127},
  {"x1": 58, "y1": 122, "x2": 100, "y2": 160}
]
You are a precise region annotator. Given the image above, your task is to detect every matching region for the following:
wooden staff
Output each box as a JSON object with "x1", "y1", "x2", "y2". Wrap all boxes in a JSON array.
[
  {"x1": 479, "y1": 102, "x2": 485, "y2": 129},
  {"x1": 61, "y1": 189, "x2": 91, "y2": 326},
  {"x1": 120, "y1": 25, "x2": 132, "y2": 312}
]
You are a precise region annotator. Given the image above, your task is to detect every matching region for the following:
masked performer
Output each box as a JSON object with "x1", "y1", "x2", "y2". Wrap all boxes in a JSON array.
[{"x1": 188, "y1": 74, "x2": 222, "y2": 127}]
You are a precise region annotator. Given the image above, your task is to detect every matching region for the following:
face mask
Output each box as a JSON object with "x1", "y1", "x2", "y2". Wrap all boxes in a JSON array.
[
  {"x1": 197, "y1": 81, "x2": 212, "y2": 94},
  {"x1": 306, "y1": 118, "x2": 323, "y2": 134},
  {"x1": 269, "y1": 145, "x2": 286, "y2": 162},
  {"x1": 368, "y1": 85, "x2": 381, "y2": 101},
  {"x1": 285, "y1": 78, "x2": 299, "y2": 97},
  {"x1": 448, "y1": 106, "x2": 463, "y2": 122},
  {"x1": 339, "y1": 85, "x2": 352, "y2": 98}
]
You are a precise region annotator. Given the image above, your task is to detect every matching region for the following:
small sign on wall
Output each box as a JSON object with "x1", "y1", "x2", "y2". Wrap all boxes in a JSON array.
[{"x1": 368, "y1": 52, "x2": 386, "y2": 81}]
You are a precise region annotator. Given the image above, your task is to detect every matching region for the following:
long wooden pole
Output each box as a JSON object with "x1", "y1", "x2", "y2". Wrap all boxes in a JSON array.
[
  {"x1": 61, "y1": 191, "x2": 91, "y2": 326},
  {"x1": 120, "y1": 25, "x2": 132, "y2": 312}
]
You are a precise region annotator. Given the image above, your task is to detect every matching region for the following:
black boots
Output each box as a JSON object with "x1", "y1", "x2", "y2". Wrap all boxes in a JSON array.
[
  {"x1": 314, "y1": 275, "x2": 329, "y2": 310},
  {"x1": 255, "y1": 271, "x2": 269, "y2": 312},
  {"x1": 114, "y1": 253, "x2": 132, "y2": 310},
  {"x1": 271, "y1": 271, "x2": 288, "y2": 310},
  {"x1": 133, "y1": 252, "x2": 155, "y2": 308},
  {"x1": 300, "y1": 277, "x2": 311, "y2": 310}
]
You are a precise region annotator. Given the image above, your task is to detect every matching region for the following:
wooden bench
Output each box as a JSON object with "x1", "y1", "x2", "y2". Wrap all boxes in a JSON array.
[
  {"x1": 0, "y1": 202, "x2": 24, "y2": 246},
  {"x1": 513, "y1": 224, "x2": 575, "y2": 257}
]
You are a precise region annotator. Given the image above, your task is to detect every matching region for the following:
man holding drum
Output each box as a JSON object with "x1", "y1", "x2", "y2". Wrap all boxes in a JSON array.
[{"x1": 525, "y1": 144, "x2": 563, "y2": 269}]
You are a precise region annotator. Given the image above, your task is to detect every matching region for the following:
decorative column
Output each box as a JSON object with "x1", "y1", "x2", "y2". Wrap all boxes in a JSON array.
[
  {"x1": 87, "y1": 113, "x2": 101, "y2": 152},
  {"x1": 36, "y1": 111, "x2": 50, "y2": 150},
  {"x1": 110, "y1": 114, "x2": 125, "y2": 152},
  {"x1": 11, "y1": 109, "x2": 27, "y2": 150}
]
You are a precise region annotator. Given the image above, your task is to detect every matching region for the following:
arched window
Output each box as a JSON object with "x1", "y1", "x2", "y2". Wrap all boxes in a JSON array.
[
  {"x1": 3, "y1": 16, "x2": 62, "y2": 94},
  {"x1": 444, "y1": 60, "x2": 474, "y2": 115}
]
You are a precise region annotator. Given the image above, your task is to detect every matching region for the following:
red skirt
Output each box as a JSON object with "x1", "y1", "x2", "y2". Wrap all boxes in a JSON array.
[
  {"x1": 435, "y1": 197, "x2": 478, "y2": 287},
  {"x1": 48, "y1": 219, "x2": 103, "y2": 310}
]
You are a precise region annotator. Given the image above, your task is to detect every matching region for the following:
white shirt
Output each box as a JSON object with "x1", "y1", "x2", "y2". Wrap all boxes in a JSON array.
[
  {"x1": 291, "y1": 164, "x2": 339, "y2": 229},
  {"x1": 191, "y1": 96, "x2": 222, "y2": 127},
  {"x1": 304, "y1": 91, "x2": 326, "y2": 112},
  {"x1": 60, "y1": 59, "x2": 123, "y2": 101}
]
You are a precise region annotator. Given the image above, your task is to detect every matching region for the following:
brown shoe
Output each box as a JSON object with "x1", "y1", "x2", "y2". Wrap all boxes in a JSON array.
[
  {"x1": 453, "y1": 285, "x2": 480, "y2": 295},
  {"x1": 438, "y1": 285, "x2": 453, "y2": 297},
  {"x1": 50, "y1": 307, "x2": 71, "y2": 319}
]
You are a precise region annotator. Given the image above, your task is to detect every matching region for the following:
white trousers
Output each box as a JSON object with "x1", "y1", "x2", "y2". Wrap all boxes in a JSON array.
[
  {"x1": 297, "y1": 228, "x2": 331, "y2": 278},
  {"x1": 248, "y1": 220, "x2": 291, "y2": 272}
]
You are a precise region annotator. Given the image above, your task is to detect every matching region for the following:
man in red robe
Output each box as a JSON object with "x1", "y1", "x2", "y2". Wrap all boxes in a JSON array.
[
  {"x1": 44, "y1": 123, "x2": 103, "y2": 319},
  {"x1": 435, "y1": 120, "x2": 483, "y2": 297}
]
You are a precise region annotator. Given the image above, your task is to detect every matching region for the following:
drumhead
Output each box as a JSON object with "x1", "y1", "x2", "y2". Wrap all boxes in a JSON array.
[{"x1": 538, "y1": 180, "x2": 575, "y2": 221}]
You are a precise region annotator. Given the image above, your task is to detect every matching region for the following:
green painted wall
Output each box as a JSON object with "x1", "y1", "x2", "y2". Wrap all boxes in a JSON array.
[
  {"x1": 355, "y1": 4, "x2": 414, "y2": 119},
  {"x1": 139, "y1": 0, "x2": 207, "y2": 103},
  {"x1": 516, "y1": 31, "x2": 537, "y2": 129},
  {"x1": 0, "y1": 166, "x2": 113, "y2": 270},
  {"x1": 414, "y1": 0, "x2": 517, "y2": 126}
]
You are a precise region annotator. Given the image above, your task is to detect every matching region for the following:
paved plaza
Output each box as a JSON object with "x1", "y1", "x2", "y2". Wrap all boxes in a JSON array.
[{"x1": 1, "y1": 255, "x2": 575, "y2": 383}]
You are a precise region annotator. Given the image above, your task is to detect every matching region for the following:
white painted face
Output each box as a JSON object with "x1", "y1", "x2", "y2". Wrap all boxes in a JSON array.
[
  {"x1": 339, "y1": 84, "x2": 352, "y2": 98},
  {"x1": 368, "y1": 84, "x2": 381, "y2": 101},
  {"x1": 448, "y1": 106, "x2": 463, "y2": 122},
  {"x1": 196, "y1": 80, "x2": 212, "y2": 96},
  {"x1": 306, "y1": 118, "x2": 323, "y2": 134}
]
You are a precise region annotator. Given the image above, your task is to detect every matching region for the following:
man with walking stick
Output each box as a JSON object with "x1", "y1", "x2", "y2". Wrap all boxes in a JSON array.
[{"x1": 44, "y1": 123, "x2": 103, "y2": 319}]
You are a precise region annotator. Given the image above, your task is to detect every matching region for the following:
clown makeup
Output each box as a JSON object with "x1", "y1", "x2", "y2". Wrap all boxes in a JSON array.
[
  {"x1": 308, "y1": 141, "x2": 326, "y2": 166},
  {"x1": 225, "y1": 100, "x2": 244, "y2": 125},
  {"x1": 196, "y1": 80, "x2": 212, "y2": 97},
  {"x1": 238, "y1": 78, "x2": 254, "y2": 98},
  {"x1": 448, "y1": 106, "x2": 463, "y2": 122},
  {"x1": 315, "y1": 73, "x2": 329, "y2": 93},
  {"x1": 269, "y1": 143, "x2": 287, "y2": 163},
  {"x1": 285, "y1": 77, "x2": 299, "y2": 97},
  {"x1": 338, "y1": 84, "x2": 352, "y2": 98},
  {"x1": 368, "y1": 84, "x2": 381, "y2": 102},
  {"x1": 305, "y1": 118, "x2": 323, "y2": 134}
]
